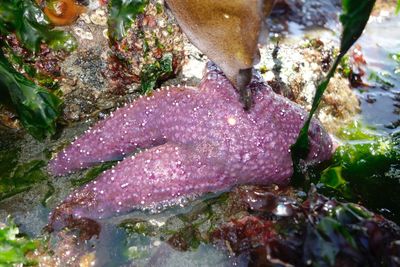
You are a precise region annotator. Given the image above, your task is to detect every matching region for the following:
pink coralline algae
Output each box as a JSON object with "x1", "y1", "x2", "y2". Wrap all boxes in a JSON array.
[{"x1": 48, "y1": 64, "x2": 332, "y2": 224}]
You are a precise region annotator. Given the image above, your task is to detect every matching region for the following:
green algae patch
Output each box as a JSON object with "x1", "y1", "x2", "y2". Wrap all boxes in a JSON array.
[
  {"x1": 335, "y1": 121, "x2": 378, "y2": 141},
  {"x1": 71, "y1": 160, "x2": 118, "y2": 187},
  {"x1": 0, "y1": 134, "x2": 48, "y2": 201},
  {"x1": 319, "y1": 132, "x2": 400, "y2": 222},
  {"x1": 303, "y1": 198, "x2": 375, "y2": 267},
  {"x1": 337, "y1": 54, "x2": 351, "y2": 78},
  {"x1": 140, "y1": 53, "x2": 173, "y2": 94},
  {"x1": 0, "y1": 0, "x2": 77, "y2": 140},
  {"x1": 108, "y1": 0, "x2": 149, "y2": 43},
  {"x1": 0, "y1": 51, "x2": 62, "y2": 140},
  {"x1": 0, "y1": 147, "x2": 20, "y2": 179},
  {"x1": 368, "y1": 71, "x2": 395, "y2": 89},
  {"x1": 0, "y1": 159, "x2": 47, "y2": 201},
  {"x1": 0, "y1": 217, "x2": 38, "y2": 266},
  {"x1": 0, "y1": 0, "x2": 77, "y2": 53}
]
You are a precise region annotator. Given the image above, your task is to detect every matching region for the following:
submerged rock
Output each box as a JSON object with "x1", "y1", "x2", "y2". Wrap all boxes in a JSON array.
[
  {"x1": 209, "y1": 186, "x2": 400, "y2": 267},
  {"x1": 111, "y1": 185, "x2": 400, "y2": 266},
  {"x1": 256, "y1": 41, "x2": 360, "y2": 134}
]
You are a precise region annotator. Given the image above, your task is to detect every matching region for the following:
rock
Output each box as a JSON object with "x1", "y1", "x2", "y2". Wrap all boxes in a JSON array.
[
  {"x1": 255, "y1": 40, "x2": 360, "y2": 133},
  {"x1": 177, "y1": 38, "x2": 360, "y2": 134}
]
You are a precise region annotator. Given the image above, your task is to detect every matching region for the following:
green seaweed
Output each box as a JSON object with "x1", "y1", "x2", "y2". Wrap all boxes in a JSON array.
[
  {"x1": 0, "y1": 159, "x2": 47, "y2": 201},
  {"x1": 71, "y1": 160, "x2": 118, "y2": 187},
  {"x1": 318, "y1": 132, "x2": 400, "y2": 222},
  {"x1": 313, "y1": 217, "x2": 357, "y2": 265},
  {"x1": 0, "y1": 51, "x2": 62, "y2": 140},
  {"x1": 396, "y1": 0, "x2": 400, "y2": 14},
  {"x1": 155, "y1": 2, "x2": 163, "y2": 14},
  {"x1": 304, "y1": 200, "x2": 373, "y2": 266},
  {"x1": 291, "y1": 0, "x2": 376, "y2": 183},
  {"x1": 0, "y1": 147, "x2": 20, "y2": 179},
  {"x1": 0, "y1": 0, "x2": 77, "y2": 139},
  {"x1": 368, "y1": 71, "x2": 395, "y2": 89},
  {"x1": 338, "y1": 54, "x2": 351, "y2": 78},
  {"x1": 0, "y1": 132, "x2": 48, "y2": 201},
  {"x1": 335, "y1": 121, "x2": 378, "y2": 141},
  {"x1": 140, "y1": 53, "x2": 173, "y2": 94},
  {"x1": 0, "y1": 0, "x2": 77, "y2": 53},
  {"x1": 0, "y1": 217, "x2": 37, "y2": 266},
  {"x1": 1, "y1": 40, "x2": 60, "y2": 90},
  {"x1": 108, "y1": 0, "x2": 149, "y2": 43}
]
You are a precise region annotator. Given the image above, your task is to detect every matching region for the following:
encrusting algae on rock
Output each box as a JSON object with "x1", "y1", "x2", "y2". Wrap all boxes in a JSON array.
[{"x1": 48, "y1": 63, "x2": 332, "y2": 228}]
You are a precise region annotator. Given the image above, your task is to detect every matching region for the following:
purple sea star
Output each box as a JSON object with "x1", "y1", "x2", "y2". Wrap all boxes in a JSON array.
[{"x1": 48, "y1": 64, "x2": 332, "y2": 225}]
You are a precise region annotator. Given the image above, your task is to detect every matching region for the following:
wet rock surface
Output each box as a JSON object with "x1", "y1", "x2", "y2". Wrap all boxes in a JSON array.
[
  {"x1": 165, "y1": 38, "x2": 360, "y2": 134},
  {"x1": 55, "y1": 1, "x2": 184, "y2": 123},
  {"x1": 256, "y1": 41, "x2": 360, "y2": 134}
]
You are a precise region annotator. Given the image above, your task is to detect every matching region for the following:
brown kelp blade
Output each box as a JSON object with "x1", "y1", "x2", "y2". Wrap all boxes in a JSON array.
[{"x1": 165, "y1": 0, "x2": 275, "y2": 93}]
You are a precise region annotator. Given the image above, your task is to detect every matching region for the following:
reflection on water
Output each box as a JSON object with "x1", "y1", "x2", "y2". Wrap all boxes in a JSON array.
[{"x1": 356, "y1": 16, "x2": 400, "y2": 132}]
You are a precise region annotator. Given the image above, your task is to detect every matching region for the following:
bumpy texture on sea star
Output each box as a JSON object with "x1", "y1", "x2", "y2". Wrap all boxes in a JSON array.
[{"x1": 48, "y1": 64, "x2": 332, "y2": 224}]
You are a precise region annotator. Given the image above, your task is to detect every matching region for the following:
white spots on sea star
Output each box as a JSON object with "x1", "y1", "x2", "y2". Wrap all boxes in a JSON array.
[{"x1": 227, "y1": 116, "x2": 237, "y2": 126}]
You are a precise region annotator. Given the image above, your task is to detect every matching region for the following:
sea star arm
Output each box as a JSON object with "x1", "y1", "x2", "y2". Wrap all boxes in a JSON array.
[
  {"x1": 49, "y1": 142, "x2": 227, "y2": 227},
  {"x1": 48, "y1": 88, "x2": 197, "y2": 176}
]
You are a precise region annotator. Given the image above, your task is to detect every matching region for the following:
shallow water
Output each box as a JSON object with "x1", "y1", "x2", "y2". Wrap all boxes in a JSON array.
[
  {"x1": 1, "y1": 14, "x2": 400, "y2": 267},
  {"x1": 356, "y1": 16, "x2": 400, "y2": 132}
]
